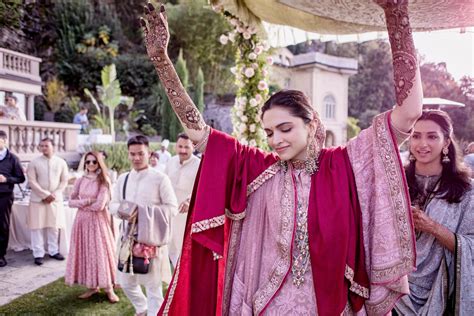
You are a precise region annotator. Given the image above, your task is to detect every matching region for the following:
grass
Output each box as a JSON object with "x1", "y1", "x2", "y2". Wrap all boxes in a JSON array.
[{"x1": 0, "y1": 278, "x2": 135, "y2": 315}]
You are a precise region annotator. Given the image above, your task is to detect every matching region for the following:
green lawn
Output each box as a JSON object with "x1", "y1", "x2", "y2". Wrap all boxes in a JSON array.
[{"x1": 0, "y1": 278, "x2": 135, "y2": 315}]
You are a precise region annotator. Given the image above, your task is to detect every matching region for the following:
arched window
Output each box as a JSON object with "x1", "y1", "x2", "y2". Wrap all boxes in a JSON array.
[{"x1": 323, "y1": 94, "x2": 336, "y2": 119}]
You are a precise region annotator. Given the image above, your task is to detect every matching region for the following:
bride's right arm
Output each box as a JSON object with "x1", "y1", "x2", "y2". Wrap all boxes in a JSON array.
[{"x1": 141, "y1": 3, "x2": 208, "y2": 149}]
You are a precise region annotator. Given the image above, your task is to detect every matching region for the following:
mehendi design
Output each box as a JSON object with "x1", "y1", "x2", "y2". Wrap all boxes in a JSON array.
[
  {"x1": 142, "y1": 3, "x2": 206, "y2": 131},
  {"x1": 378, "y1": 0, "x2": 417, "y2": 107}
]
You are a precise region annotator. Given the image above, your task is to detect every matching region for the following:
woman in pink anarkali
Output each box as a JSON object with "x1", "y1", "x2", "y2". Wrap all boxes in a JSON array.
[{"x1": 65, "y1": 151, "x2": 119, "y2": 303}]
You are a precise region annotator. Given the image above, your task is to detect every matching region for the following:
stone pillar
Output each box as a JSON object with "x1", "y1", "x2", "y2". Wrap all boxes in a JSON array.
[{"x1": 26, "y1": 95, "x2": 35, "y2": 121}]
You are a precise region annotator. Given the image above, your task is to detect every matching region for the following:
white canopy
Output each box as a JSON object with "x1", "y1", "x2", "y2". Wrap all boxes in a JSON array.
[
  {"x1": 215, "y1": 0, "x2": 474, "y2": 34},
  {"x1": 423, "y1": 97, "x2": 465, "y2": 108}
]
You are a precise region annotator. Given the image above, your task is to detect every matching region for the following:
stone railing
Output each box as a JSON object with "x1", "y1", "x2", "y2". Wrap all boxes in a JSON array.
[
  {"x1": 0, "y1": 120, "x2": 81, "y2": 163},
  {"x1": 0, "y1": 48, "x2": 41, "y2": 83}
]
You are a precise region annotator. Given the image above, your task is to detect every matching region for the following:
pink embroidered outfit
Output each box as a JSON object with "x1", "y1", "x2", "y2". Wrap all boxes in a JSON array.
[
  {"x1": 160, "y1": 111, "x2": 415, "y2": 315},
  {"x1": 65, "y1": 177, "x2": 116, "y2": 289}
]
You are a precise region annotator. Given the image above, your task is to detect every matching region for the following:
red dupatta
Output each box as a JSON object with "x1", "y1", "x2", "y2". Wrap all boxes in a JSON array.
[{"x1": 159, "y1": 129, "x2": 369, "y2": 315}]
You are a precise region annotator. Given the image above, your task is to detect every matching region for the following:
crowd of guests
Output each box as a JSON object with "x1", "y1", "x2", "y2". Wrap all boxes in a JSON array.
[{"x1": 0, "y1": 98, "x2": 473, "y2": 314}]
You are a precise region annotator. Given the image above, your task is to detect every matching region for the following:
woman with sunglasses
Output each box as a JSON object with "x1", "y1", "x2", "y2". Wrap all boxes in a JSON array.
[{"x1": 65, "y1": 151, "x2": 119, "y2": 303}]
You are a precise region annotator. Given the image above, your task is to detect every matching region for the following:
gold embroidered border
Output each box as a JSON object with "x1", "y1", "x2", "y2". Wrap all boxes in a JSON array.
[
  {"x1": 365, "y1": 289, "x2": 401, "y2": 315},
  {"x1": 344, "y1": 265, "x2": 370, "y2": 299},
  {"x1": 222, "y1": 220, "x2": 243, "y2": 315},
  {"x1": 213, "y1": 251, "x2": 223, "y2": 260},
  {"x1": 252, "y1": 170, "x2": 294, "y2": 314},
  {"x1": 191, "y1": 215, "x2": 225, "y2": 234},
  {"x1": 371, "y1": 112, "x2": 414, "y2": 281},
  {"x1": 246, "y1": 163, "x2": 280, "y2": 196},
  {"x1": 225, "y1": 208, "x2": 246, "y2": 221},
  {"x1": 162, "y1": 257, "x2": 181, "y2": 315}
]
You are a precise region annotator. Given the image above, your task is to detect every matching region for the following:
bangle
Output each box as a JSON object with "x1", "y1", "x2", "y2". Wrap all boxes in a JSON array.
[
  {"x1": 150, "y1": 56, "x2": 163, "y2": 62},
  {"x1": 193, "y1": 125, "x2": 210, "y2": 153}
]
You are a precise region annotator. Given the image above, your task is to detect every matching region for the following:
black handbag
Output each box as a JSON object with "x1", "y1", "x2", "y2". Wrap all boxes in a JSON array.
[{"x1": 118, "y1": 256, "x2": 149, "y2": 274}]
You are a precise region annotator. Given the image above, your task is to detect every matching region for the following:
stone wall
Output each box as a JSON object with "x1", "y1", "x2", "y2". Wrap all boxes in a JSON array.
[{"x1": 203, "y1": 94, "x2": 234, "y2": 135}]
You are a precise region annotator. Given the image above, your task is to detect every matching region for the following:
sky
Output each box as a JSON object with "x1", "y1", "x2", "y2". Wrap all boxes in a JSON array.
[{"x1": 264, "y1": 25, "x2": 474, "y2": 81}]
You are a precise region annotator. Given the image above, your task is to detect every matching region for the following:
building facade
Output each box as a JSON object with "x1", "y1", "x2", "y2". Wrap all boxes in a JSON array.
[{"x1": 270, "y1": 48, "x2": 358, "y2": 146}]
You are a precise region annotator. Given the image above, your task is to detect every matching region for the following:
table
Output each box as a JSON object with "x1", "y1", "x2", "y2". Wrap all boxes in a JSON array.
[{"x1": 8, "y1": 201, "x2": 77, "y2": 255}]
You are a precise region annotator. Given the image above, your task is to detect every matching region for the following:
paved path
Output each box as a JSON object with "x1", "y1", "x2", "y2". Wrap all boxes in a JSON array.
[{"x1": 0, "y1": 250, "x2": 66, "y2": 306}]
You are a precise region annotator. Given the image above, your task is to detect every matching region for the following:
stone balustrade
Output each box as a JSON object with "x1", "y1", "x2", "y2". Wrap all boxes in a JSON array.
[
  {"x1": 0, "y1": 48, "x2": 41, "y2": 83},
  {"x1": 0, "y1": 120, "x2": 81, "y2": 163}
]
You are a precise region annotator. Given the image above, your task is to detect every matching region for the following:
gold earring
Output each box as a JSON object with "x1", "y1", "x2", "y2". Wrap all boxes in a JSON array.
[
  {"x1": 442, "y1": 147, "x2": 450, "y2": 164},
  {"x1": 304, "y1": 135, "x2": 318, "y2": 175}
]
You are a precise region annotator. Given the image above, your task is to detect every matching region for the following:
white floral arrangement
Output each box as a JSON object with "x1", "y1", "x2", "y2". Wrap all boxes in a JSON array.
[{"x1": 213, "y1": 3, "x2": 272, "y2": 148}]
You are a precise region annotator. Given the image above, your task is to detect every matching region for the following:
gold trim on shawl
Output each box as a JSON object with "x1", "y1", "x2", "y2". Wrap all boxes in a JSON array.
[
  {"x1": 372, "y1": 112, "x2": 414, "y2": 279},
  {"x1": 246, "y1": 163, "x2": 281, "y2": 196},
  {"x1": 191, "y1": 215, "x2": 225, "y2": 234},
  {"x1": 225, "y1": 208, "x2": 246, "y2": 221},
  {"x1": 455, "y1": 234, "x2": 462, "y2": 315},
  {"x1": 162, "y1": 258, "x2": 181, "y2": 315},
  {"x1": 344, "y1": 265, "x2": 370, "y2": 298},
  {"x1": 252, "y1": 170, "x2": 294, "y2": 314}
]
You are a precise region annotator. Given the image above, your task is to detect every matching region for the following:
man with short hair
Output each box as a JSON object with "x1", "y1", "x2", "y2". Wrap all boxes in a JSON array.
[
  {"x1": 0, "y1": 95, "x2": 26, "y2": 121},
  {"x1": 73, "y1": 106, "x2": 89, "y2": 134},
  {"x1": 165, "y1": 133, "x2": 200, "y2": 267},
  {"x1": 0, "y1": 130, "x2": 25, "y2": 267},
  {"x1": 157, "y1": 139, "x2": 171, "y2": 168},
  {"x1": 110, "y1": 135, "x2": 178, "y2": 316},
  {"x1": 27, "y1": 138, "x2": 69, "y2": 265}
]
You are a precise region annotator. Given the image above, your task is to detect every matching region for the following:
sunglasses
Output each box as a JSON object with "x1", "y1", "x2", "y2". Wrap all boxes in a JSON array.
[{"x1": 85, "y1": 160, "x2": 98, "y2": 165}]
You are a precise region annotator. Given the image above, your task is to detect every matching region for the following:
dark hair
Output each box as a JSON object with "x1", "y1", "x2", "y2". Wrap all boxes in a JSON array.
[
  {"x1": 99, "y1": 150, "x2": 108, "y2": 160},
  {"x1": 261, "y1": 90, "x2": 314, "y2": 123},
  {"x1": 40, "y1": 137, "x2": 55, "y2": 146},
  {"x1": 0, "y1": 130, "x2": 7, "y2": 140},
  {"x1": 80, "y1": 106, "x2": 88, "y2": 111},
  {"x1": 405, "y1": 110, "x2": 471, "y2": 203},
  {"x1": 150, "y1": 152, "x2": 159, "y2": 159},
  {"x1": 6, "y1": 95, "x2": 17, "y2": 102},
  {"x1": 127, "y1": 135, "x2": 149, "y2": 148},
  {"x1": 177, "y1": 133, "x2": 190, "y2": 141}
]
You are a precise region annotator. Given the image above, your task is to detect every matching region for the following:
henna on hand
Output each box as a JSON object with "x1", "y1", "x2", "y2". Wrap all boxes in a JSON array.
[
  {"x1": 141, "y1": 2, "x2": 206, "y2": 132},
  {"x1": 377, "y1": 0, "x2": 417, "y2": 107}
]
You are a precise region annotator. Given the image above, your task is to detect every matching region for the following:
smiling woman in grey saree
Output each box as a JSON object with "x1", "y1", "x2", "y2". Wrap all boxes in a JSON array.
[{"x1": 395, "y1": 110, "x2": 473, "y2": 315}]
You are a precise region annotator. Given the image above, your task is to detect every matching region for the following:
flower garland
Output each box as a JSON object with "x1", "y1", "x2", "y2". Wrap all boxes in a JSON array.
[{"x1": 213, "y1": 4, "x2": 272, "y2": 148}]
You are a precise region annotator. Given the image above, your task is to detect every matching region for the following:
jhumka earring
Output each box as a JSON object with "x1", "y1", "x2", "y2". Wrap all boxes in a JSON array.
[
  {"x1": 409, "y1": 153, "x2": 416, "y2": 162},
  {"x1": 442, "y1": 147, "x2": 450, "y2": 164},
  {"x1": 304, "y1": 135, "x2": 319, "y2": 175}
]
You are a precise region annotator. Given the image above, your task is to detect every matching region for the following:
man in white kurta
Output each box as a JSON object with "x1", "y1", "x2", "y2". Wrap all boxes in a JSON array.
[
  {"x1": 27, "y1": 138, "x2": 69, "y2": 265},
  {"x1": 165, "y1": 133, "x2": 200, "y2": 267},
  {"x1": 110, "y1": 135, "x2": 177, "y2": 316}
]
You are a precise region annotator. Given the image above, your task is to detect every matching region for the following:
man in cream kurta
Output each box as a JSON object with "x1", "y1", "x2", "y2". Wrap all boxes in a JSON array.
[
  {"x1": 27, "y1": 138, "x2": 69, "y2": 265},
  {"x1": 110, "y1": 135, "x2": 177, "y2": 316},
  {"x1": 165, "y1": 133, "x2": 200, "y2": 267}
]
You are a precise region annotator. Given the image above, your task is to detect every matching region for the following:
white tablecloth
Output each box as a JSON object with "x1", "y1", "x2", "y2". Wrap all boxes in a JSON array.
[{"x1": 8, "y1": 201, "x2": 77, "y2": 255}]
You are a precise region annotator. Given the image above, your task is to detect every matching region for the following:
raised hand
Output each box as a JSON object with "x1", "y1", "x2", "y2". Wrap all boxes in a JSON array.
[{"x1": 141, "y1": 2, "x2": 169, "y2": 58}]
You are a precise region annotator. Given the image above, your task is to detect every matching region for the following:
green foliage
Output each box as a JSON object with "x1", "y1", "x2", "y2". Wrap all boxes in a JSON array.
[
  {"x1": 141, "y1": 124, "x2": 158, "y2": 136},
  {"x1": 0, "y1": 1, "x2": 22, "y2": 29},
  {"x1": 44, "y1": 77, "x2": 68, "y2": 112},
  {"x1": 347, "y1": 117, "x2": 361, "y2": 140},
  {"x1": 165, "y1": 0, "x2": 237, "y2": 95},
  {"x1": 194, "y1": 67, "x2": 205, "y2": 113},
  {"x1": 90, "y1": 142, "x2": 162, "y2": 173}
]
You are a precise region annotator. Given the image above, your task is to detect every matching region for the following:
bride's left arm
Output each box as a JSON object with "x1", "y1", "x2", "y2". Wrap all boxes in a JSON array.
[{"x1": 377, "y1": 0, "x2": 423, "y2": 133}]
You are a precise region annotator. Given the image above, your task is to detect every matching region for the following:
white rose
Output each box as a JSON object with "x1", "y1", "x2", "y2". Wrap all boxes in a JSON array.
[
  {"x1": 241, "y1": 115, "x2": 248, "y2": 122},
  {"x1": 230, "y1": 66, "x2": 237, "y2": 74},
  {"x1": 239, "y1": 124, "x2": 247, "y2": 133},
  {"x1": 249, "y1": 124, "x2": 256, "y2": 133},
  {"x1": 262, "y1": 69, "x2": 268, "y2": 77},
  {"x1": 266, "y1": 56, "x2": 274, "y2": 65},
  {"x1": 249, "y1": 98, "x2": 258, "y2": 107},
  {"x1": 249, "y1": 139, "x2": 257, "y2": 147},
  {"x1": 219, "y1": 34, "x2": 228, "y2": 45},
  {"x1": 228, "y1": 31, "x2": 236, "y2": 42},
  {"x1": 248, "y1": 26, "x2": 257, "y2": 34},
  {"x1": 258, "y1": 80, "x2": 268, "y2": 91},
  {"x1": 240, "y1": 138, "x2": 248, "y2": 146},
  {"x1": 243, "y1": 32, "x2": 251, "y2": 40},
  {"x1": 230, "y1": 18, "x2": 238, "y2": 26},
  {"x1": 236, "y1": 110, "x2": 243, "y2": 117},
  {"x1": 262, "y1": 41, "x2": 271, "y2": 51},
  {"x1": 236, "y1": 26, "x2": 244, "y2": 33},
  {"x1": 255, "y1": 94, "x2": 263, "y2": 102},
  {"x1": 244, "y1": 67, "x2": 255, "y2": 78},
  {"x1": 248, "y1": 52, "x2": 257, "y2": 60},
  {"x1": 254, "y1": 46, "x2": 263, "y2": 55},
  {"x1": 251, "y1": 63, "x2": 259, "y2": 69},
  {"x1": 212, "y1": 4, "x2": 223, "y2": 12}
]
